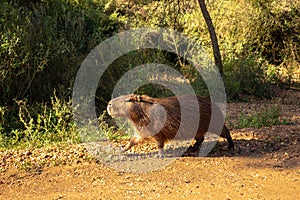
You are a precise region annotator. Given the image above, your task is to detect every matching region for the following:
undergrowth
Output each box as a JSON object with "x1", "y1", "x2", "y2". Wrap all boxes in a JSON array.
[
  {"x1": 0, "y1": 94, "x2": 128, "y2": 150},
  {"x1": 98, "y1": 112, "x2": 130, "y2": 141},
  {"x1": 234, "y1": 105, "x2": 288, "y2": 129},
  {"x1": 0, "y1": 95, "x2": 78, "y2": 149}
]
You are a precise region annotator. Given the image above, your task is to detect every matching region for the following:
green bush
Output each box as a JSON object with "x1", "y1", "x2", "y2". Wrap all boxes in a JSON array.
[
  {"x1": 224, "y1": 56, "x2": 272, "y2": 99},
  {"x1": 235, "y1": 105, "x2": 287, "y2": 129},
  {"x1": 0, "y1": 94, "x2": 128, "y2": 150},
  {"x1": 0, "y1": 0, "x2": 121, "y2": 104},
  {"x1": 0, "y1": 93, "x2": 80, "y2": 149},
  {"x1": 246, "y1": 0, "x2": 300, "y2": 85},
  {"x1": 115, "y1": 0, "x2": 299, "y2": 95}
]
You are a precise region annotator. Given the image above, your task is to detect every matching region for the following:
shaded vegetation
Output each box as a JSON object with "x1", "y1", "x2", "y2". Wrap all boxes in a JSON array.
[
  {"x1": 0, "y1": 0, "x2": 120, "y2": 104},
  {"x1": 234, "y1": 105, "x2": 288, "y2": 129},
  {"x1": 0, "y1": 93, "x2": 80, "y2": 149}
]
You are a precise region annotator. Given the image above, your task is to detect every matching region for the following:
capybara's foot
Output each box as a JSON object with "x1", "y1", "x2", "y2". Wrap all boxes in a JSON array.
[
  {"x1": 119, "y1": 148, "x2": 127, "y2": 153},
  {"x1": 182, "y1": 146, "x2": 200, "y2": 157}
]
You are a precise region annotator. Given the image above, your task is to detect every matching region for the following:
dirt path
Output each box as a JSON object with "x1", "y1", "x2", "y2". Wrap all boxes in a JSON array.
[
  {"x1": 1, "y1": 89, "x2": 300, "y2": 199},
  {"x1": 1, "y1": 157, "x2": 299, "y2": 200}
]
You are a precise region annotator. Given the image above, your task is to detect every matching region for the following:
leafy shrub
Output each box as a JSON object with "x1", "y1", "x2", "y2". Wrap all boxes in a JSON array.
[
  {"x1": 236, "y1": 105, "x2": 287, "y2": 129},
  {"x1": 0, "y1": 0, "x2": 121, "y2": 104},
  {"x1": 115, "y1": 0, "x2": 299, "y2": 95},
  {"x1": 0, "y1": 95, "x2": 129, "y2": 149},
  {"x1": 246, "y1": 0, "x2": 299, "y2": 85},
  {"x1": 0, "y1": 93, "x2": 80, "y2": 149},
  {"x1": 224, "y1": 56, "x2": 272, "y2": 99}
]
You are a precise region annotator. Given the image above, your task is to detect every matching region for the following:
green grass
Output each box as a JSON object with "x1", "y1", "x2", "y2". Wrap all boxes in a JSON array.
[
  {"x1": 0, "y1": 95, "x2": 79, "y2": 150},
  {"x1": 234, "y1": 105, "x2": 288, "y2": 129},
  {"x1": 0, "y1": 94, "x2": 129, "y2": 150},
  {"x1": 98, "y1": 111, "x2": 130, "y2": 141}
]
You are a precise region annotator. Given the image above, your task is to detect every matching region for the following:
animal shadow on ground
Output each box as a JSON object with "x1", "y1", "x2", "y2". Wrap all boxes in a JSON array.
[
  {"x1": 208, "y1": 138, "x2": 300, "y2": 169},
  {"x1": 116, "y1": 133, "x2": 300, "y2": 169}
]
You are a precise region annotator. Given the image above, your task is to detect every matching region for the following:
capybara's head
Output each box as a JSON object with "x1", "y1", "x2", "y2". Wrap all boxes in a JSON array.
[{"x1": 107, "y1": 94, "x2": 154, "y2": 119}]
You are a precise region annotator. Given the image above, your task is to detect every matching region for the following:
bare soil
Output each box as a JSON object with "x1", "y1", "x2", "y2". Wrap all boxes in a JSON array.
[{"x1": 1, "y1": 89, "x2": 300, "y2": 200}]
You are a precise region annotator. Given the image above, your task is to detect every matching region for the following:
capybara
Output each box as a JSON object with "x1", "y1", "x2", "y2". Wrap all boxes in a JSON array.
[{"x1": 107, "y1": 94, "x2": 234, "y2": 157}]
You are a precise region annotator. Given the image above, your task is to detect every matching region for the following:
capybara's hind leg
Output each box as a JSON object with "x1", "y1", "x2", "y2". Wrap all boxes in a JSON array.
[
  {"x1": 182, "y1": 135, "x2": 204, "y2": 157},
  {"x1": 190, "y1": 135, "x2": 205, "y2": 152},
  {"x1": 220, "y1": 126, "x2": 234, "y2": 150}
]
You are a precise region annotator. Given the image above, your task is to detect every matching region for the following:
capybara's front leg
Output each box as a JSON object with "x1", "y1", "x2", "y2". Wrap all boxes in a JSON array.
[
  {"x1": 153, "y1": 136, "x2": 165, "y2": 158},
  {"x1": 157, "y1": 144, "x2": 165, "y2": 158},
  {"x1": 121, "y1": 137, "x2": 141, "y2": 153}
]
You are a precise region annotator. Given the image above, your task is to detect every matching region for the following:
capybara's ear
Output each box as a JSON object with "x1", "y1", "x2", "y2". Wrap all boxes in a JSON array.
[
  {"x1": 125, "y1": 94, "x2": 154, "y2": 103},
  {"x1": 125, "y1": 94, "x2": 140, "y2": 102},
  {"x1": 139, "y1": 95, "x2": 155, "y2": 104}
]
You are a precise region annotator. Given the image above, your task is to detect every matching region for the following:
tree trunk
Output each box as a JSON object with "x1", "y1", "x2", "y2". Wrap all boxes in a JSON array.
[{"x1": 197, "y1": 0, "x2": 224, "y2": 79}]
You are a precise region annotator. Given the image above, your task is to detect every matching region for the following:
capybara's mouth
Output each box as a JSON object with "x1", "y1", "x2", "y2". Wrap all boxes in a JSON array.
[
  {"x1": 107, "y1": 105, "x2": 112, "y2": 116},
  {"x1": 107, "y1": 108, "x2": 119, "y2": 118}
]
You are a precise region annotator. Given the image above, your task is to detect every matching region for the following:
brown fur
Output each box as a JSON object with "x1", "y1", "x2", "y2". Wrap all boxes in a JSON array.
[{"x1": 107, "y1": 94, "x2": 234, "y2": 157}]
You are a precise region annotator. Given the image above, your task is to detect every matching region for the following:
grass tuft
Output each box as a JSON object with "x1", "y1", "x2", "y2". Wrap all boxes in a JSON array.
[{"x1": 235, "y1": 105, "x2": 288, "y2": 129}]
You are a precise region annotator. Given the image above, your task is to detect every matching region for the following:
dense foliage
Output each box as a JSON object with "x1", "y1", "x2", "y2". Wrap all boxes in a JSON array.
[{"x1": 0, "y1": 0, "x2": 299, "y2": 148}]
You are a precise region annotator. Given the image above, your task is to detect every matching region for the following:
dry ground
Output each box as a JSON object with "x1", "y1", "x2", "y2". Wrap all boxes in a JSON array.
[{"x1": 1, "y1": 89, "x2": 300, "y2": 199}]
